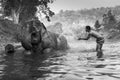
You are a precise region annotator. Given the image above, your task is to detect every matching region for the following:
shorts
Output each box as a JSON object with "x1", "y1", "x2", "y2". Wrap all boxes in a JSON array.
[{"x1": 96, "y1": 38, "x2": 104, "y2": 44}]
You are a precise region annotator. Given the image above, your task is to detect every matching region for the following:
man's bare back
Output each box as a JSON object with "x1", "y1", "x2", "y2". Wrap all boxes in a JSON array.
[{"x1": 88, "y1": 30, "x2": 104, "y2": 40}]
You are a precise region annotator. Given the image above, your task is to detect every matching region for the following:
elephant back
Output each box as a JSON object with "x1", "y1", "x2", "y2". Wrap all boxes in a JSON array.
[
  {"x1": 57, "y1": 35, "x2": 69, "y2": 50},
  {"x1": 41, "y1": 31, "x2": 58, "y2": 49}
]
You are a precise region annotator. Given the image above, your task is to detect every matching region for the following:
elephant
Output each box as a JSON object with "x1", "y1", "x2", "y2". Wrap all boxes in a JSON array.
[
  {"x1": 57, "y1": 35, "x2": 69, "y2": 50},
  {"x1": 41, "y1": 31, "x2": 69, "y2": 51},
  {"x1": 20, "y1": 30, "x2": 43, "y2": 54},
  {"x1": 20, "y1": 18, "x2": 69, "y2": 54},
  {"x1": 39, "y1": 28, "x2": 69, "y2": 53}
]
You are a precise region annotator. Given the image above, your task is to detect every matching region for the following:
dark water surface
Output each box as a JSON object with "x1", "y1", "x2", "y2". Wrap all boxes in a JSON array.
[
  {"x1": 0, "y1": 48, "x2": 120, "y2": 80},
  {"x1": 0, "y1": 49, "x2": 67, "y2": 80}
]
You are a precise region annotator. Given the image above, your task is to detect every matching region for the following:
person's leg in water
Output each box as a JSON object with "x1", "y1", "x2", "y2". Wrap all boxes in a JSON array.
[
  {"x1": 96, "y1": 40, "x2": 104, "y2": 51},
  {"x1": 96, "y1": 43, "x2": 103, "y2": 58},
  {"x1": 100, "y1": 43, "x2": 103, "y2": 51},
  {"x1": 96, "y1": 43, "x2": 99, "y2": 51}
]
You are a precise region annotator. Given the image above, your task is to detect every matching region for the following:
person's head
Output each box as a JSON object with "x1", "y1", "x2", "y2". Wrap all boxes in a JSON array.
[
  {"x1": 85, "y1": 25, "x2": 91, "y2": 32},
  {"x1": 5, "y1": 44, "x2": 15, "y2": 54}
]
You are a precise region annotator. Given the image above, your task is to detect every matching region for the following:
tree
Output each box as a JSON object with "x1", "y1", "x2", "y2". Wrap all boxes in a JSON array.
[
  {"x1": 102, "y1": 10, "x2": 117, "y2": 31},
  {"x1": 0, "y1": 0, "x2": 55, "y2": 24},
  {"x1": 107, "y1": 10, "x2": 116, "y2": 23}
]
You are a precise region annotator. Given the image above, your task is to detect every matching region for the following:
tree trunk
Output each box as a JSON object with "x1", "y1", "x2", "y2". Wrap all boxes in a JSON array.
[{"x1": 11, "y1": 9, "x2": 20, "y2": 24}]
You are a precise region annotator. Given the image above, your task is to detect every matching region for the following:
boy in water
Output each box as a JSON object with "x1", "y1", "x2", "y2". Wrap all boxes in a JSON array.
[{"x1": 78, "y1": 26, "x2": 105, "y2": 58}]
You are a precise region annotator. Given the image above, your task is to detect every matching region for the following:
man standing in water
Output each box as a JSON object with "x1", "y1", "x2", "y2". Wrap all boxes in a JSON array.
[{"x1": 78, "y1": 25, "x2": 105, "y2": 58}]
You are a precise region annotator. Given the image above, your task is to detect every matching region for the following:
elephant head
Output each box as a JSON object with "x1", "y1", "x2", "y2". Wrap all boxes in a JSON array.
[
  {"x1": 24, "y1": 19, "x2": 45, "y2": 53},
  {"x1": 31, "y1": 30, "x2": 42, "y2": 46}
]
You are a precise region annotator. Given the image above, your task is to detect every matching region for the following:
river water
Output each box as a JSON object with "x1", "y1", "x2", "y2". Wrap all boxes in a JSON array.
[{"x1": 0, "y1": 39, "x2": 120, "y2": 80}]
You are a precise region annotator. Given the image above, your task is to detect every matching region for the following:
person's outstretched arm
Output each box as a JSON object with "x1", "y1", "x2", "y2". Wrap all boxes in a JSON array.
[{"x1": 78, "y1": 34, "x2": 90, "y2": 40}]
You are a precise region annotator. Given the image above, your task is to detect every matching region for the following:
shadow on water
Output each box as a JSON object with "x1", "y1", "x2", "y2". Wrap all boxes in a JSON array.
[
  {"x1": 0, "y1": 49, "x2": 66, "y2": 80},
  {"x1": 94, "y1": 64, "x2": 106, "y2": 68}
]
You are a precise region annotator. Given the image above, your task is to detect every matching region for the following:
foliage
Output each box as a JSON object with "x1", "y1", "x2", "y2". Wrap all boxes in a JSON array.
[
  {"x1": 102, "y1": 10, "x2": 117, "y2": 30},
  {"x1": 0, "y1": 0, "x2": 55, "y2": 24},
  {"x1": 52, "y1": 6, "x2": 120, "y2": 25},
  {"x1": 50, "y1": 6, "x2": 120, "y2": 40}
]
